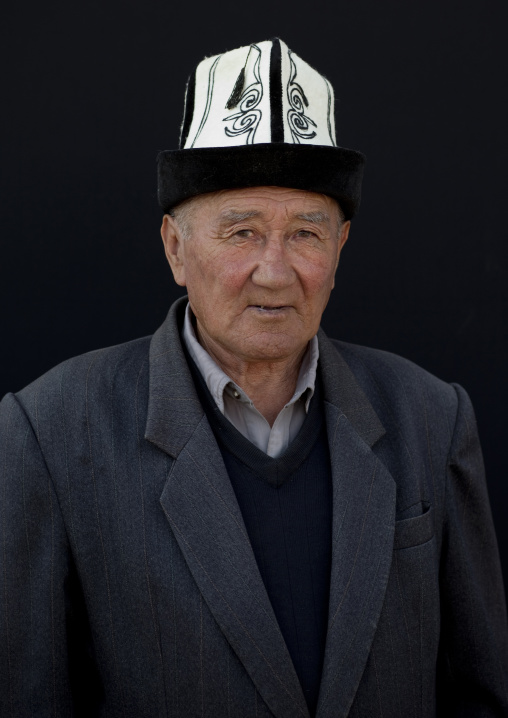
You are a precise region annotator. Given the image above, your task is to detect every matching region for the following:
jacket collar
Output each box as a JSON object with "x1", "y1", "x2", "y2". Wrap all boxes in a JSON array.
[
  {"x1": 316, "y1": 326, "x2": 385, "y2": 447},
  {"x1": 144, "y1": 297, "x2": 204, "y2": 457}
]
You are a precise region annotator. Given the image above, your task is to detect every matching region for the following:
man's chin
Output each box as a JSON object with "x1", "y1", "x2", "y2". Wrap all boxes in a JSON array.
[{"x1": 233, "y1": 333, "x2": 309, "y2": 364}]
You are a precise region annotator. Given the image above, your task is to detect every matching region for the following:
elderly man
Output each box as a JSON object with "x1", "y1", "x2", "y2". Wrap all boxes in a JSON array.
[{"x1": 1, "y1": 39, "x2": 507, "y2": 718}]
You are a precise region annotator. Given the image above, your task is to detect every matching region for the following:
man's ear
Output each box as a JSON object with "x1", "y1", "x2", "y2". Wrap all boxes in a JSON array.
[
  {"x1": 161, "y1": 214, "x2": 186, "y2": 286},
  {"x1": 331, "y1": 220, "x2": 351, "y2": 289},
  {"x1": 337, "y1": 220, "x2": 351, "y2": 258}
]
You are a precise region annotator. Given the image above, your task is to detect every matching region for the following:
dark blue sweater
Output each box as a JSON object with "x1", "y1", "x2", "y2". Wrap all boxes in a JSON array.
[{"x1": 188, "y1": 358, "x2": 333, "y2": 716}]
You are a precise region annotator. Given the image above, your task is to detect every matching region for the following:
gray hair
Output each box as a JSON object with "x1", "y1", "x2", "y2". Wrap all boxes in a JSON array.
[{"x1": 168, "y1": 195, "x2": 204, "y2": 241}]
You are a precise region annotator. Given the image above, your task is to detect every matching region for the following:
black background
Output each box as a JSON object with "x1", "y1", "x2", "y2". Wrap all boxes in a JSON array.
[{"x1": 2, "y1": 1, "x2": 507, "y2": 586}]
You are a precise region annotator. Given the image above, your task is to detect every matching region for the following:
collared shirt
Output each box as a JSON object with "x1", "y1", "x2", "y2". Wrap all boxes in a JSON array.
[{"x1": 182, "y1": 303, "x2": 319, "y2": 458}]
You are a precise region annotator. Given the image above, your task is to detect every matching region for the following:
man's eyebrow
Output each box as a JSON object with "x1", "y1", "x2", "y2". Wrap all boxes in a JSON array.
[
  {"x1": 294, "y1": 211, "x2": 331, "y2": 224},
  {"x1": 216, "y1": 209, "x2": 332, "y2": 226},
  {"x1": 217, "y1": 210, "x2": 261, "y2": 224}
]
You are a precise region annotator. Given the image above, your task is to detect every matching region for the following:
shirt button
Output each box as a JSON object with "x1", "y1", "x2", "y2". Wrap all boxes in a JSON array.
[{"x1": 233, "y1": 389, "x2": 240, "y2": 399}]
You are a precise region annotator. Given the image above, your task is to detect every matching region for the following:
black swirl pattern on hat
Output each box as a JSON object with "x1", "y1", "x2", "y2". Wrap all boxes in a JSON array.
[
  {"x1": 223, "y1": 45, "x2": 263, "y2": 145},
  {"x1": 287, "y1": 52, "x2": 317, "y2": 143}
]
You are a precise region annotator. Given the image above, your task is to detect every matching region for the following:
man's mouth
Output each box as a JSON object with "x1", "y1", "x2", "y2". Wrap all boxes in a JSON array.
[{"x1": 250, "y1": 304, "x2": 289, "y2": 314}]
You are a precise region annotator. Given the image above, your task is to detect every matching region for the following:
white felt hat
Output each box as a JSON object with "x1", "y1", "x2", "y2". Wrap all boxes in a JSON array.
[{"x1": 157, "y1": 39, "x2": 365, "y2": 218}]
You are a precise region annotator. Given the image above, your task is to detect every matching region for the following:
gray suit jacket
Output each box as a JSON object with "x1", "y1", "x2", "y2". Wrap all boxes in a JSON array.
[{"x1": 1, "y1": 297, "x2": 507, "y2": 717}]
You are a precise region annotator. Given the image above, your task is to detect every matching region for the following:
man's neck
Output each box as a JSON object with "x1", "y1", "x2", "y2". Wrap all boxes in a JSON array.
[{"x1": 195, "y1": 324, "x2": 306, "y2": 426}]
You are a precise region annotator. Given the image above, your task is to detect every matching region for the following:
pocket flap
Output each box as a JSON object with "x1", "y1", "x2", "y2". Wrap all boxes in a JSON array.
[{"x1": 394, "y1": 505, "x2": 434, "y2": 549}]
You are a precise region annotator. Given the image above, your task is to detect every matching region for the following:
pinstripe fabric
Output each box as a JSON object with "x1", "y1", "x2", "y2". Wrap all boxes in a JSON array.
[{"x1": 1, "y1": 296, "x2": 507, "y2": 717}]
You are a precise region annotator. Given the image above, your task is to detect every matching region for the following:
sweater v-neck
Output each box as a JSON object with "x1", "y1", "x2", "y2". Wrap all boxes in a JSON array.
[{"x1": 187, "y1": 351, "x2": 324, "y2": 486}]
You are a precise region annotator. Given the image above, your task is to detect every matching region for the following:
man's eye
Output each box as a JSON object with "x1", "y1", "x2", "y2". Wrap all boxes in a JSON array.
[
  {"x1": 296, "y1": 230, "x2": 316, "y2": 238},
  {"x1": 235, "y1": 229, "x2": 253, "y2": 238}
]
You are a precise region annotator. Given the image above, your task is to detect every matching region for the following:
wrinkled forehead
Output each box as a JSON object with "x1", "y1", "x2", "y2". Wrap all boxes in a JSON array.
[{"x1": 192, "y1": 186, "x2": 342, "y2": 221}]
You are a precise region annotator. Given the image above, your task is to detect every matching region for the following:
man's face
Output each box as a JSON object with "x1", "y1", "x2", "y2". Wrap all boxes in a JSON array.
[{"x1": 161, "y1": 186, "x2": 350, "y2": 368}]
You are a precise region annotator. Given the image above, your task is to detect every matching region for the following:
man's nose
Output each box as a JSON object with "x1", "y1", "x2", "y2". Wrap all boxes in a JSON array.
[{"x1": 250, "y1": 236, "x2": 296, "y2": 289}]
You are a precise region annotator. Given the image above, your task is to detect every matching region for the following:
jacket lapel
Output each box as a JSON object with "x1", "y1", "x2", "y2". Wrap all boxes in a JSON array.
[
  {"x1": 316, "y1": 332, "x2": 396, "y2": 718},
  {"x1": 145, "y1": 298, "x2": 310, "y2": 718}
]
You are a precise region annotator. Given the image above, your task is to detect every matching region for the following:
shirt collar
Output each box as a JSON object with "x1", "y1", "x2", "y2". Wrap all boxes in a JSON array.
[{"x1": 182, "y1": 302, "x2": 319, "y2": 414}]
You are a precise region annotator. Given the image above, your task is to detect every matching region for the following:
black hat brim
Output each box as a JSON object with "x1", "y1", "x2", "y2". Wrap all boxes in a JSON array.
[{"x1": 157, "y1": 143, "x2": 365, "y2": 220}]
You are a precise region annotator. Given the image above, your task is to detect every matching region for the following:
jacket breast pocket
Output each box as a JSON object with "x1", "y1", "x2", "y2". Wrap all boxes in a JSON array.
[{"x1": 393, "y1": 504, "x2": 434, "y2": 550}]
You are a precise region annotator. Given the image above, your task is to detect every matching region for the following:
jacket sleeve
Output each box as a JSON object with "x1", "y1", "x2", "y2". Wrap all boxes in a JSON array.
[
  {"x1": 0, "y1": 391, "x2": 76, "y2": 717},
  {"x1": 437, "y1": 383, "x2": 508, "y2": 716}
]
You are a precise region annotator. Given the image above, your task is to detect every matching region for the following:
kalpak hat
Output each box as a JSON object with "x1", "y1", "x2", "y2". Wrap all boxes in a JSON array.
[{"x1": 157, "y1": 38, "x2": 365, "y2": 219}]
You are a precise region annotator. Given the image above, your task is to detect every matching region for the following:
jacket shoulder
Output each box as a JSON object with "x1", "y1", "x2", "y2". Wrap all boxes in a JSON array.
[
  {"x1": 328, "y1": 338, "x2": 460, "y2": 420},
  {"x1": 14, "y1": 335, "x2": 152, "y2": 424}
]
